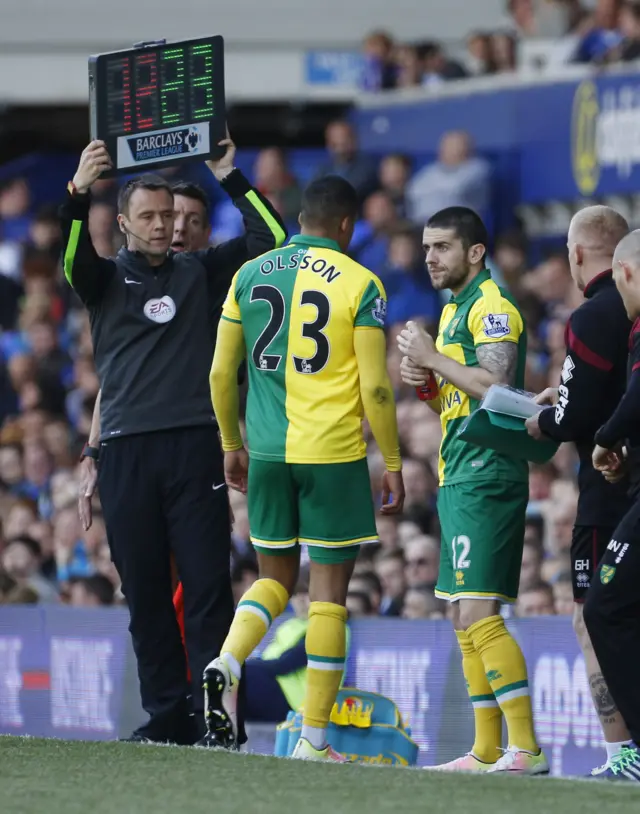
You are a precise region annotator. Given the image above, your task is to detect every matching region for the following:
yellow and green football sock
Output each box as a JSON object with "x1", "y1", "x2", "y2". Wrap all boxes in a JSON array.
[
  {"x1": 302, "y1": 601, "x2": 347, "y2": 749},
  {"x1": 467, "y1": 615, "x2": 539, "y2": 754},
  {"x1": 456, "y1": 630, "x2": 502, "y2": 764},
  {"x1": 220, "y1": 578, "x2": 289, "y2": 673}
]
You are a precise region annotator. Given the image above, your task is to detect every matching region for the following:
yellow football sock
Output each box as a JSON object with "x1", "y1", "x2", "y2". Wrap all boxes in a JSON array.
[
  {"x1": 456, "y1": 630, "x2": 502, "y2": 763},
  {"x1": 220, "y1": 578, "x2": 289, "y2": 666},
  {"x1": 467, "y1": 615, "x2": 539, "y2": 754},
  {"x1": 303, "y1": 602, "x2": 347, "y2": 728}
]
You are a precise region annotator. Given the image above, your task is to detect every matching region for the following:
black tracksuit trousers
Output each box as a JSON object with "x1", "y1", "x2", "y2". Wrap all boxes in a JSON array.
[
  {"x1": 98, "y1": 425, "x2": 239, "y2": 744},
  {"x1": 584, "y1": 498, "x2": 640, "y2": 745}
]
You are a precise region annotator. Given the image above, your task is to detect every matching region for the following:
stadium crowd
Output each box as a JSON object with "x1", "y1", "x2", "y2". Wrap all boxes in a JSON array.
[
  {"x1": 358, "y1": 0, "x2": 640, "y2": 91},
  {"x1": 0, "y1": 120, "x2": 588, "y2": 622}
]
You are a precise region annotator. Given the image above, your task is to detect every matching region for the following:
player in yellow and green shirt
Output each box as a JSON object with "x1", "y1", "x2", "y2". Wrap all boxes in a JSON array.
[
  {"x1": 202, "y1": 176, "x2": 404, "y2": 761},
  {"x1": 398, "y1": 207, "x2": 548, "y2": 776}
]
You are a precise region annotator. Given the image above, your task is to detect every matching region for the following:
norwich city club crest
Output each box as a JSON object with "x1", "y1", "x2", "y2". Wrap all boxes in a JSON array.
[
  {"x1": 600, "y1": 565, "x2": 616, "y2": 584},
  {"x1": 571, "y1": 81, "x2": 600, "y2": 196}
]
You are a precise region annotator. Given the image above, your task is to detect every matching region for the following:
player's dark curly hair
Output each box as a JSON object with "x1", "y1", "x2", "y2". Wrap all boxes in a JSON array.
[
  {"x1": 117, "y1": 174, "x2": 173, "y2": 216},
  {"x1": 426, "y1": 206, "x2": 488, "y2": 257},
  {"x1": 300, "y1": 175, "x2": 358, "y2": 228}
]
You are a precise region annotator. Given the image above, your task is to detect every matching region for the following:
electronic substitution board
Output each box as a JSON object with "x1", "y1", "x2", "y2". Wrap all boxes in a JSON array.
[{"x1": 89, "y1": 35, "x2": 226, "y2": 177}]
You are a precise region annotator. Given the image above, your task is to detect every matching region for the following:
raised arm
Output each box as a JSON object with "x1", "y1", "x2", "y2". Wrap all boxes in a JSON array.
[
  {"x1": 61, "y1": 141, "x2": 116, "y2": 306},
  {"x1": 197, "y1": 136, "x2": 287, "y2": 302}
]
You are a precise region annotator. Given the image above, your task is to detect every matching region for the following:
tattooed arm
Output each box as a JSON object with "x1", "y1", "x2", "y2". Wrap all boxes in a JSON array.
[
  {"x1": 425, "y1": 341, "x2": 518, "y2": 401},
  {"x1": 397, "y1": 321, "x2": 519, "y2": 401}
]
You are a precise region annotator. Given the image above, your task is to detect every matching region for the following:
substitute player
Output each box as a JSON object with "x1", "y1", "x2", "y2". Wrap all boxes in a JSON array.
[
  {"x1": 398, "y1": 206, "x2": 547, "y2": 774},
  {"x1": 525, "y1": 206, "x2": 633, "y2": 775},
  {"x1": 202, "y1": 176, "x2": 404, "y2": 759},
  {"x1": 583, "y1": 229, "x2": 640, "y2": 781}
]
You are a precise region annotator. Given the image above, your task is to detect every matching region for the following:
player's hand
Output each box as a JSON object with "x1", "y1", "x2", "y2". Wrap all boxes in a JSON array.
[
  {"x1": 78, "y1": 456, "x2": 98, "y2": 531},
  {"x1": 397, "y1": 321, "x2": 437, "y2": 369},
  {"x1": 72, "y1": 141, "x2": 113, "y2": 194},
  {"x1": 381, "y1": 470, "x2": 405, "y2": 515},
  {"x1": 400, "y1": 355, "x2": 428, "y2": 387},
  {"x1": 593, "y1": 444, "x2": 623, "y2": 474},
  {"x1": 206, "y1": 128, "x2": 237, "y2": 182},
  {"x1": 535, "y1": 387, "x2": 559, "y2": 406},
  {"x1": 224, "y1": 448, "x2": 249, "y2": 494},
  {"x1": 525, "y1": 412, "x2": 544, "y2": 439}
]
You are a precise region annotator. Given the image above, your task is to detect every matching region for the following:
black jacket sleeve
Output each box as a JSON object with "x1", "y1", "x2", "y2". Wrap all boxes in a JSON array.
[
  {"x1": 59, "y1": 190, "x2": 116, "y2": 307},
  {"x1": 538, "y1": 308, "x2": 616, "y2": 442},
  {"x1": 595, "y1": 322, "x2": 640, "y2": 448},
  {"x1": 196, "y1": 169, "x2": 287, "y2": 298}
]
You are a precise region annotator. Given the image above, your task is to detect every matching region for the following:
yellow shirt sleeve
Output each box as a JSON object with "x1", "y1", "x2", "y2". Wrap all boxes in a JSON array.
[
  {"x1": 354, "y1": 326, "x2": 402, "y2": 471},
  {"x1": 210, "y1": 318, "x2": 245, "y2": 451},
  {"x1": 467, "y1": 294, "x2": 523, "y2": 346},
  {"x1": 221, "y1": 271, "x2": 242, "y2": 324}
]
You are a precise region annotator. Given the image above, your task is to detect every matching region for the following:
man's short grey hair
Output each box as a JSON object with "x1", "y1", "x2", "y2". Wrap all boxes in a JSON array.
[{"x1": 570, "y1": 205, "x2": 629, "y2": 255}]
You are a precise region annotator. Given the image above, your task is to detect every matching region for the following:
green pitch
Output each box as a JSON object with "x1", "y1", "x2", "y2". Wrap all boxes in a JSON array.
[{"x1": 2, "y1": 737, "x2": 638, "y2": 814}]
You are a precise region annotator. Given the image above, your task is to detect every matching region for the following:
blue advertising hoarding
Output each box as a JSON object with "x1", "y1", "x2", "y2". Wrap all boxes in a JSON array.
[
  {"x1": 0, "y1": 607, "x2": 606, "y2": 776},
  {"x1": 354, "y1": 67, "x2": 640, "y2": 205}
]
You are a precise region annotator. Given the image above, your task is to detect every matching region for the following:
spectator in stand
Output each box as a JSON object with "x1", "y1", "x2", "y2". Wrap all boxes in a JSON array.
[
  {"x1": 253, "y1": 148, "x2": 302, "y2": 227},
  {"x1": 494, "y1": 231, "x2": 528, "y2": 294},
  {"x1": 231, "y1": 558, "x2": 259, "y2": 606},
  {"x1": 515, "y1": 582, "x2": 556, "y2": 617},
  {"x1": 376, "y1": 515, "x2": 400, "y2": 550},
  {"x1": 349, "y1": 572, "x2": 383, "y2": 614},
  {"x1": 420, "y1": 42, "x2": 468, "y2": 86},
  {"x1": 1, "y1": 535, "x2": 57, "y2": 601},
  {"x1": 553, "y1": 574, "x2": 574, "y2": 616},
  {"x1": 383, "y1": 227, "x2": 442, "y2": 330},
  {"x1": 573, "y1": 0, "x2": 624, "y2": 62},
  {"x1": 378, "y1": 154, "x2": 412, "y2": 219},
  {"x1": 604, "y1": 0, "x2": 640, "y2": 61},
  {"x1": 375, "y1": 550, "x2": 406, "y2": 616},
  {"x1": 23, "y1": 206, "x2": 62, "y2": 272},
  {"x1": 491, "y1": 31, "x2": 518, "y2": 72},
  {"x1": 465, "y1": 32, "x2": 497, "y2": 75},
  {"x1": 407, "y1": 131, "x2": 491, "y2": 226},
  {"x1": 404, "y1": 535, "x2": 440, "y2": 590},
  {"x1": 88, "y1": 201, "x2": 118, "y2": 258},
  {"x1": 353, "y1": 191, "x2": 400, "y2": 272},
  {"x1": 394, "y1": 45, "x2": 424, "y2": 88},
  {"x1": 346, "y1": 591, "x2": 375, "y2": 617},
  {"x1": 4, "y1": 498, "x2": 38, "y2": 539},
  {"x1": 520, "y1": 541, "x2": 544, "y2": 592},
  {"x1": 0, "y1": 443, "x2": 26, "y2": 495},
  {"x1": 68, "y1": 574, "x2": 115, "y2": 607},
  {"x1": 402, "y1": 587, "x2": 446, "y2": 620},
  {"x1": 506, "y1": 0, "x2": 537, "y2": 36},
  {"x1": 315, "y1": 121, "x2": 378, "y2": 204},
  {"x1": 360, "y1": 31, "x2": 397, "y2": 91},
  {"x1": 0, "y1": 177, "x2": 31, "y2": 243},
  {"x1": 53, "y1": 504, "x2": 93, "y2": 584}
]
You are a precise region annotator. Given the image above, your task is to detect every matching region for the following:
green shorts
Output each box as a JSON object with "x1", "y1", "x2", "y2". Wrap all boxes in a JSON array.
[
  {"x1": 248, "y1": 457, "x2": 377, "y2": 565},
  {"x1": 436, "y1": 480, "x2": 528, "y2": 604}
]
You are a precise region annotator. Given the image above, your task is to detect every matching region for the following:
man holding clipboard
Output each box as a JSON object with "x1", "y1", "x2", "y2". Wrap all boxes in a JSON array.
[{"x1": 525, "y1": 206, "x2": 633, "y2": 776}]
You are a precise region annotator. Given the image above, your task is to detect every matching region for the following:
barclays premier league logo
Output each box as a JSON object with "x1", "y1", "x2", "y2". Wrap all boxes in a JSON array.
[
  {"x1": 128, "y1": 127, "x2": 201, "y2": 162},
  {"x1": 117, "y1": 123, "x2": 209, "y2": 169}
]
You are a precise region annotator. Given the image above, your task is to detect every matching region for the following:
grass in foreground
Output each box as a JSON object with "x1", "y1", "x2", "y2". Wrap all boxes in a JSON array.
[{"x1": 2, "y1": 737, "x2": 639, "y2": 814}]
